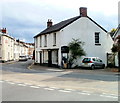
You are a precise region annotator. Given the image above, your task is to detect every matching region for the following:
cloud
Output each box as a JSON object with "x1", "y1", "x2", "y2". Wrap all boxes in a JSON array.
[{"x1": 1, "y1": 0, "x2": 119, "y2": 42}]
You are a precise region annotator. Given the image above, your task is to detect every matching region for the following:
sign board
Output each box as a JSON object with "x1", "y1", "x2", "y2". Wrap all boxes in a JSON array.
[{"x1": 61, "y1": 46, "x2": 69, "y2": 53}]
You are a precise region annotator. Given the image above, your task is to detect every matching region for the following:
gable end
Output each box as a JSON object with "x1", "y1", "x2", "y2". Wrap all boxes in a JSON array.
[{"x1": 87, "y1": 16, "x2": 107, "y2": 33}]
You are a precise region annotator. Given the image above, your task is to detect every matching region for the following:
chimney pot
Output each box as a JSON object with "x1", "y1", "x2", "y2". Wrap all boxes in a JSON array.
[
  {"x1": 47, "y1": 19, "x2": 53, "y2": 28},
  {"x1": 79, "y1": 7, "x2": 87, "y2": 17},
  {"x1": 2, "y1": 28, "x2": 7, "y2": 33}
]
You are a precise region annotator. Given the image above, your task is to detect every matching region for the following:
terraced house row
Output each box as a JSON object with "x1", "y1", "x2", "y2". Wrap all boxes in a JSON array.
[{"x1": 0, "y1": 28, "x2": 34, "y2": 62}]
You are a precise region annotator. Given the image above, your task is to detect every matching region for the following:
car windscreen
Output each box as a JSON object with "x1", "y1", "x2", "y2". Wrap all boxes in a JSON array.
[
  {"x1": 82, "y1": 58, "x2": 91, "y2": 63},
  {"x1": 19, "y1": 56, "x2": 26, "y2": 58}
]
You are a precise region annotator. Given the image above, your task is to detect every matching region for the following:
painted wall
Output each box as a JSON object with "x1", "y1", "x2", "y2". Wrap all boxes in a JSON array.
[
  {"x1": 59, "y1": 17, "x2": 113, "y2": 66},
  {"x1": 0, "y1": 35, "x2": 14, "y2": 61}
]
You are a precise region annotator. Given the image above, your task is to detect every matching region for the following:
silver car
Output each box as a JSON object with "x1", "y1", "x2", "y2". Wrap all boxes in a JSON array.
[{"x1": 81, "y1": 57, "x2": 105, "y2": 69}]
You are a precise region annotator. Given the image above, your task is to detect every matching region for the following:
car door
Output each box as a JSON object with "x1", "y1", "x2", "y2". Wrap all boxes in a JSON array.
[
  {"x1": 92, "y1": 58, "x2": 98, "y2": 67},
  {"x1": 97, "y1": 59, "x2": 103, "y2": 68},
  {"x1": 94, "y1": 58, "x2": 100, "y2": 68}
]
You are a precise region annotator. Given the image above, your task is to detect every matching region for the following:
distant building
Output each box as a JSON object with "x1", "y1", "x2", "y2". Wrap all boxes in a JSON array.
[
  {"x1": 0, "y1": 28, "x2": 34, "y2": 62},
  {"x1": 26, "y1": 43, "x2": 34, "y2": 56},
  {"x1": 0, "y1": 28, "x2": 14, "y2": 62},
  {"x1": 34, "y1": 7, "x2": 114, "y2": 67}
]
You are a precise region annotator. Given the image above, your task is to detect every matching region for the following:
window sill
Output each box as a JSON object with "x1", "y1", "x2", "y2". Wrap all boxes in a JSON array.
[
  {"x1": 53, "y1": 44, "x2": 56, "y2": 46},
  {"x1": 95, "y1": 43, "x2": 101, "y2": 46}
]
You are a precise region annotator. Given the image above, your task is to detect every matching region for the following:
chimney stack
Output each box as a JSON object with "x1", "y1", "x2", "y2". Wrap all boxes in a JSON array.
[
  {"x1": 1, "y1": 28, "x2": 7, "y2": 33},
  {"x1": 79, "y1": 7, "x2": 87, "y2": 17},
  {"x1": 47, "y1": 19, "x2": 53, "y2": 28}
]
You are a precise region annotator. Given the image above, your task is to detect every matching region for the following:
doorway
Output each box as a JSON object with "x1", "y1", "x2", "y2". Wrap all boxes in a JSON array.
[
  {"x1": 39, "y1": 52, "x2": 42, "y2": 65},
  {"x1": 48, "y1": 50, "x2": 52, "y2": 67}
]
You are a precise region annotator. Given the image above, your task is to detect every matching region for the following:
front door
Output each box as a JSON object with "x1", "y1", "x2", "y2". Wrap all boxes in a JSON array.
[
  {"x1": 39, "y1": 52, "x2": 42, "y2": 65},
  {"x1": 48, "y1": 50, "x2": 52, "y2": 67}
]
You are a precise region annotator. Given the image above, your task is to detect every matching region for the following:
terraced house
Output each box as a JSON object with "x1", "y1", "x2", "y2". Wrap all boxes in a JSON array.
[
  {"x1": 0, "y1": 28, "x2": 34, "y2": 62},
  {"x1": 0, "y1": 28, "x2": 14, "y2": 62},
  {"x1": 34, "y1": 7, "x2": 114, "y2": 68}
]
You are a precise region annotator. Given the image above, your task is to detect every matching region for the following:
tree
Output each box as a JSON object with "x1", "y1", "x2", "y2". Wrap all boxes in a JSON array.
[
  {"x1": 110, "y1": 28, "x2": 117, "y2": 37},
  {"x1": 68, "y1": 38, "x2": 86, "y2": 68}
]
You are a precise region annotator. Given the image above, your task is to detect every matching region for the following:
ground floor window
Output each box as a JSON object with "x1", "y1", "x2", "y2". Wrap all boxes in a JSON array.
[
  {"x1": 44, "y1": 50, "x2": 48, "y2": 63},
  {"x1": 52, "y1": 50, "x2": 58, "y2": 64}
]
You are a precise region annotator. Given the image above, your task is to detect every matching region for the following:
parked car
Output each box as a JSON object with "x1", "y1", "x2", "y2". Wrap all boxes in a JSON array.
[
  {"x1": 81, "y1": 57, "x2": 105, "y2": 69},
  {"x1": 19, "y1": 56, "x2": 28, "y2": 61}
]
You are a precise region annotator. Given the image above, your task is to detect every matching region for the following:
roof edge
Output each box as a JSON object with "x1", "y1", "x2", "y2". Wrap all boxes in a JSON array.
[
  {"x1": 34, "y1": 16, "x2": 81, "y2": 38},
  {"x1": 87, "y1": 16, "x2": 108, "y2": 33}
]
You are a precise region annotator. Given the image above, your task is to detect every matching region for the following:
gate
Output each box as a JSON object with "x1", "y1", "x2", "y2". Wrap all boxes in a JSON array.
[{"x1": 107, "y1": 53, "x2": 115, "y2": 67}]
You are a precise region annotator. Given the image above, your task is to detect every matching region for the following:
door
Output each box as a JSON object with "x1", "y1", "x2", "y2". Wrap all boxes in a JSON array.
[
  {"x1": 48, "y1": 50, "x2": 52, "y2": 67},
  {"x1": 39, "y1": 52, "x2": 42, "y2": 65},
  {"x1": 107, "y1": 53, "x2": 115, "y2": 67}
]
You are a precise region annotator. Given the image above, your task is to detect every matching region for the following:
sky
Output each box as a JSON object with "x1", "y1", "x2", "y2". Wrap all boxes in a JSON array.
[{"x1": 1, "y1": 0, "x2": 120, "y2": 43}]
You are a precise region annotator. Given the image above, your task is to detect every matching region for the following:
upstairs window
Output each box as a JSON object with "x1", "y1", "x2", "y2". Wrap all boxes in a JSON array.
[
  {"x1": 40, "y1": 36, "x2": 42, "y2": 47},
  {"x1": 44, "y1": 35, "x2": 47, "y2": 47},
  {"x1": 36, "y1": 38, "x2": 38, "y2": 48},
  {"x1": 95, "y1": 32, "x2": 101, "y2": 45},
  {"x1": 53, "y1": 33, "x2": 56, "y2": 46}
]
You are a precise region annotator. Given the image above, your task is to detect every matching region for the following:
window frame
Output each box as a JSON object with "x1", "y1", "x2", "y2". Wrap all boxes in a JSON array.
[
  {"x1": 44, "y1": 35, "x2": 47, "y2": 47},
  {"x1": 95, "y1": 32, "x2": 101, "y2": 45},
  {"x1": 53, "y1": 33, "x2": 56, "y2": 46},
  {"x1": 40, "y1": 36, "x2": 42, "y2": 47}
]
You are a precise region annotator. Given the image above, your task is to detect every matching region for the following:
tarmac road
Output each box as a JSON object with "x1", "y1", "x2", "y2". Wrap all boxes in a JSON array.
[{"x1": 0, "y1": 60, "x2": 119, "y2": 101}]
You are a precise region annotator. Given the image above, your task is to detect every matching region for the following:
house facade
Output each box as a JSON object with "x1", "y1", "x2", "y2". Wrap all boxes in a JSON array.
[
  {"x1": 0, "y1": 28, "x2": 34, "y2": 62},
  {"x1": 0, "y1": 28, "x2": 14, "y2": 62},
  {"x1": 34, "y1": 7, "x2": 114, "y2": 68},
  {"x1": 26, "y1": 43, "x2": 34, "y2": 56}
]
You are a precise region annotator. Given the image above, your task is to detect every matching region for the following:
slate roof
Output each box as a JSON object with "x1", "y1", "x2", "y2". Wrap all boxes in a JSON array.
[{"x1": 34, "y1": 16, "x2": 107, "y2": 38}]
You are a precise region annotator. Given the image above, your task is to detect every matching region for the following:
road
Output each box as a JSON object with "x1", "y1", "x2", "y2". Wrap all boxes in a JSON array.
[
  {"x1": 1, "y1": 81, "x2": 118, "y2": 101},
  {"x1": 0, "y1": 60, "x2": 119, "y2": 101}
]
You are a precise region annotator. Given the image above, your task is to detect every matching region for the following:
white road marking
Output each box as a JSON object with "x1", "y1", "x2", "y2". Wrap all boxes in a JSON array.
[
  {"x1": 50, "y1": 87, "x2": 60, "y2": 89},
  {"x1": 100, "y1": 95, "x2": 118, "y2": 98},
  {"x1": 0, "y1": 80, "x2": 3, "y2": 82},
  {"x1": 64, "y1": 89, "x2": 75, "y2": 91},
  {"x1": 44, "y1": 88, "x2": 54, "y2": 91},
  {"x1": 78, "y1": 92, "x2": 90, "y2": 95},
  {"x1": 7, "y1": 82, "x2": 15, "y2": 84},
  {"x1": 82, "y1": 91, "x2": 93, "y2": 93},
  {"x1": 17, "y1": 84, "x2": 26, "y2": 86},
  {"x1": 37, "y1": 85, "x2": 46, "y2": 87},
  {"x1": 102, "y1": 93, "x2": 118, "y2": 96},
  {"x1": 59, "y1": 90, "x2": 71, "y2": 93},
  {"x1": 24, "y1": 83, "x2": 32, "y2": 85},
  {"x1": 47, "y1": 69, "x2": 63, "y2": 72},
  {"x1": 30, "y1": 86, "x2": 40, "y2": 88}
]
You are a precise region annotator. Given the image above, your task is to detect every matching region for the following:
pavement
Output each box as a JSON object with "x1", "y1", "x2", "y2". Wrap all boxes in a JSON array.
[{"x1": 28, "y1": 62, "x2": 120, "y2": 75}]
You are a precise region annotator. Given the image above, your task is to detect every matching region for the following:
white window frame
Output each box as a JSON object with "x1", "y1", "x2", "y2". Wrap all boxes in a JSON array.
[{"x1": 53, "y1": 33, "x2": 56, "y2": 46}]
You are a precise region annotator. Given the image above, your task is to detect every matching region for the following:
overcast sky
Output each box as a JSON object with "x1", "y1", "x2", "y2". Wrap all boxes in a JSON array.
[{"x1": 1, "y1": 0, "x2": 119, "y2": 43}]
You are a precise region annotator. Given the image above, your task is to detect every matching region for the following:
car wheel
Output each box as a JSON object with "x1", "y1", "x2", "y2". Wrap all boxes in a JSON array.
[
  {"x1": 102, "y1": 64, "x2": 105, "y2": 69},
  {"x1": 91, "y1": 65, "x2": 95, "y2": 70}
]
